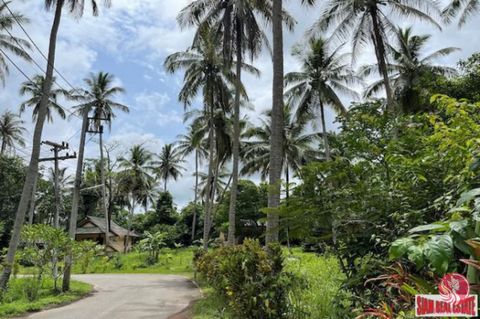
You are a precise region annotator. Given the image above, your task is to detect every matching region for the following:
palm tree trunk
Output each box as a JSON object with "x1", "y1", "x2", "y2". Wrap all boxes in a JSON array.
[
  {"x1": 27, "y1": 174, "x2": 38, "y2": 225},
  {"x1": 99, "y1": 129, "x2": 109, "y2": 250},
  {"x1": 285, "y1": 166, "x2": 291, "y2": 251},
  {"x1": 191, "y1": 150, "x2": 199, "y2": 242},
  {"x1": 203, "y1": 114, "x2": 215, "y2": 250},
  {"x1": 319, "y1": 100, "x2": 331, "y2": 161},
  {"x1": 106, "y1": 150, "x2": 113, "y2": 231},
  {"x1": 223, "y1": 4, "x2": 233, "y2": 66},
  {"x1": 0, "y1": 0, "x2": 64, "y2": 291},
  {"x1": 125, "y1": 196, "x2": 135, "y2": 253},
  {"x1": 266, "y1": 0, "x2": 284, "y2": 245},
  {"x1": 164, "y1": 178, "x2": 167, "y2": 193},
  {"x1": 0, "y1": 139, "x2": 6, "y2": 155},
  {"x1": 63, "y1": 109, "x2": 88, "y2": 292},
  {"x1": 227, "y1": 20, "x2": 243, "y2": 246},
  {"x1": 370, "y1": 7, "x2": 393, "y2": 109}
]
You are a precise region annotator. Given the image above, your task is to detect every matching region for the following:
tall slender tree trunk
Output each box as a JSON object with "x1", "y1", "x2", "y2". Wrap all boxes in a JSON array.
[
  {"x1": 209, "y1": 154, "x2": 220, "y2": 227},
  {"x1": 164, "y1": 178, "x2": 167, "y2": 193},
  {"x1": 266, "y1": 0, "x2": 284, "y2": 244},
  {"x1": 63, "y1": 110, "x2": 88, "y2": 292},
  {"x1": 370, "y1": 7, "x2": 393, "y2": 109},
  {"x1": 124, "y1": 196, "x2": 135, "y2": 253},
  {"x1": 0, "y1": 139, "x2": 6, "y2": 155},
  {"x1": 285, "y1": 166, "x2": 291, "y2": 251},
  {"x1": 99, "y1": 128, "x2": 109, "y2": 250},
  {"x1": 202, "y1": 111, "x2": 215, "y2": 250},
  {"x1": 191, "y1": 150, "x2": 199, "y2": 242},
  {"x1": 106, "y1": 149, "x2": 113, "y2": 231},
  {"x1": 319, "y1": 100, "x2": 331, "y2": 161},
  {"x1": 27, "y1": 174, "x2": 38, "y2": 225},
  {"x1": 223, "y1": 5, "x2": 233, "y2": 66},
  {"x1": 227, "y1": 21, "x2": 243, "y2": 246},
  {"x1": 0, "y1": 0, "x2": 64, "y2": 291}
]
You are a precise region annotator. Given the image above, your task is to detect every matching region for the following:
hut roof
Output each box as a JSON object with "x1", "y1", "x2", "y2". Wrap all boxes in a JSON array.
[{"x1": 77, "y1": 216, "x2": 140, "y2": 237}]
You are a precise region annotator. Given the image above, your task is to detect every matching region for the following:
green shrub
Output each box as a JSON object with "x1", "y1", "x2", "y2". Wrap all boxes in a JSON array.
[
  {"x1": 194, "y1": 239, "x2": 299, "y2": 319},
  {"x1": 73, "y1": 241, "x2": 102, "y2": 274}
]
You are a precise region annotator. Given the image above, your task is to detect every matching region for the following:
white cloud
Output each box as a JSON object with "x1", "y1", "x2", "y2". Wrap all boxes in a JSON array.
[{"x1": 2, "y1": 0, "x2": 480, "y2": 208}]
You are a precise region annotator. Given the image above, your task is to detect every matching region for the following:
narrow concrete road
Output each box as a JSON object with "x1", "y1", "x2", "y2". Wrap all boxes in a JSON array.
[{"x1": 22, "y1": 274, "x2": 201, "y2": 319}]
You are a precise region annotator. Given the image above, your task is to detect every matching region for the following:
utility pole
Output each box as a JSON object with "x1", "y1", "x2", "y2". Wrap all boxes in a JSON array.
[
  {"x1": 39, "y1": 140, "x2": 76, "y2": 288},
  {"x1": 64, "y1": 111, "x2": 88, "y2": 292},
  {"x1": 39, "y1": 141, "x2": 76, "y2": 228},
  {"x1": 86, "y1": 116, "x2": 110, "y2": 250}
]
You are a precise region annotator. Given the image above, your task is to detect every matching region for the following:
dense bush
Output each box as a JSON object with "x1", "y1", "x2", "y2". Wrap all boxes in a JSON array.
[{"x1": 194, "y1": 240, "x2": 299, "y2": 319}]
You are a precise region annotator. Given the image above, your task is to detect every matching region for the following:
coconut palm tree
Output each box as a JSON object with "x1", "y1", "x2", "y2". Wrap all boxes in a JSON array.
[
  {"x1": 118, "y1": 145, "x2": 156, "y2": 252},
  {"x1": 198, "y1": 167, "x2": 231, "y2": 203},
  {"x1": 165, "y1": 28, "x2": 256, "y2": 249},
  {"x1": 0, "y1": 111, "x2": 26, "y2": 155},
  {"x1": 176, "y1": 123, "x2": 207, "y2": 241},
  {"x1": 72, "y1": 72, "x2": 129, "y2": 129},
  {"x1": 313, "y1": 0, "x2": 441, "y2": 109},
  {"x1": 178, "y1": 0, "x2": 292, "y2": 245},
  {"x1": 285, "y1": 38, "x2": 359, "y2": 160},
  {"x1": 19, "y1": 75, "x2": 67, "y2": 123},
  {"x1": 243, "y1": 104, "x2": 321, "y2": 246},
  {"x1": 266, "y1": 0, "x2": 285, "y2": 244},
  {"x1": 0, "y1": 0, "x2": 110, "y2": 292},
  {"x1": 443, "y1": 0, "x2": 480, "y2": 26},
  {"x1": 70, "y1": 71, "x2": 127, "y2": 252},
  {"x1": 155, "y1": 143, "x2": 185, "y2": 192},
  {"x1": 360, "y1": 27, "x2": 459, "y2": 113},
  {"x1": 242, "y1": 104, "x2": 321, "y2": 193},
  {"x1": 0, "y1": 1, "x2": 32, "y2": 85}
]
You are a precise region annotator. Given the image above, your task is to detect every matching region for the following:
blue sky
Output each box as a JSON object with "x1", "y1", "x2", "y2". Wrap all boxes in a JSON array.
[{"x1": 0, "y1": 0, "x2": 478, "y2": 207}]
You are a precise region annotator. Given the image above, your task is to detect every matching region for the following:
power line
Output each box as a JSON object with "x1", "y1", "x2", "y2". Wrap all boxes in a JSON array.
[
  {"x1": 1, "y1": 0, "x2": 84, "y2": 121},
  {"x1": 1, "y1": 25, "x2": 82, "y2": 119},
  {"x1": 2, "y1": 27, "x2": 48, "y2": 80},
  {"x1": 2, "y1": 0, "x2": 80, "y2": 95},
  {"x1": 0, "y1": 47, "x2": 33, "y2": 82},
  {"x1": 66, "y1": 127, "x2": 82, "y2": 142}
]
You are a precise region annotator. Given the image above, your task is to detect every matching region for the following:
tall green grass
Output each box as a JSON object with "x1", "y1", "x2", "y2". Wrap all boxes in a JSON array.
[
  {"x1": 0, "y1": 278, "x2": 92, "y2": 318},
  {"x1": 193, "y1": 248, "x2": 349, "y2": 319},
  {"x1": 285, "y1": 249, "x2": 351, "y2": 318},
  {"x1": 72, "y1": 248, "x2": 194, "y2": 275}
]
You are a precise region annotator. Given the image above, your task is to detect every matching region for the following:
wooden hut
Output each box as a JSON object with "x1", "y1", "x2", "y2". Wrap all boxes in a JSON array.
[{"x1": 75, "y1": 216, "x2": 139, "y2": 252}]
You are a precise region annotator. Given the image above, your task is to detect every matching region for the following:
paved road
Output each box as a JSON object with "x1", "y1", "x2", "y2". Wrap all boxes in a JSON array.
[{"x1": 22, "y1": 274, "x2": 201, "y2": 319}]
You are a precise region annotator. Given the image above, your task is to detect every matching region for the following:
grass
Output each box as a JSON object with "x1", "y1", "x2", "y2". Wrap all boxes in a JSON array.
[
  {"x1": 191, "y1": 281, "x2": 232, "y2": 319},
  {"x1": 192, "y1": 247, "x2": 348, "y2": 319},
  {"x1": 72, "y1": 248, "x2": 194, "y2": 275},
  {"x1": 0, "y1": 278, "x2": 92, "y2": 318},
  {"x1": 284, "y1": 248, "x2": 351, "y2": 318}
]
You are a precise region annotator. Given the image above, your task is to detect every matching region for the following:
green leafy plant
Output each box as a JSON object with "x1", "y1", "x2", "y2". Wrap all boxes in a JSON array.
[
  {"x1": 19, "y1": 224, "x2": 72, "y2": 292},
  {"x1": 194, "y1": 239, "x2": 299, "y2": 319},
  {"x1": 138, "y1": 231, "x2": 167, "y2": 264}
]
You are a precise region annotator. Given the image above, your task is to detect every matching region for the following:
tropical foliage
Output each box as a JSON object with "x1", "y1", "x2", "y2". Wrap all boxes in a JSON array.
[{"x1": 3, "y1": 0, "x2": 480, "y2": 318}]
